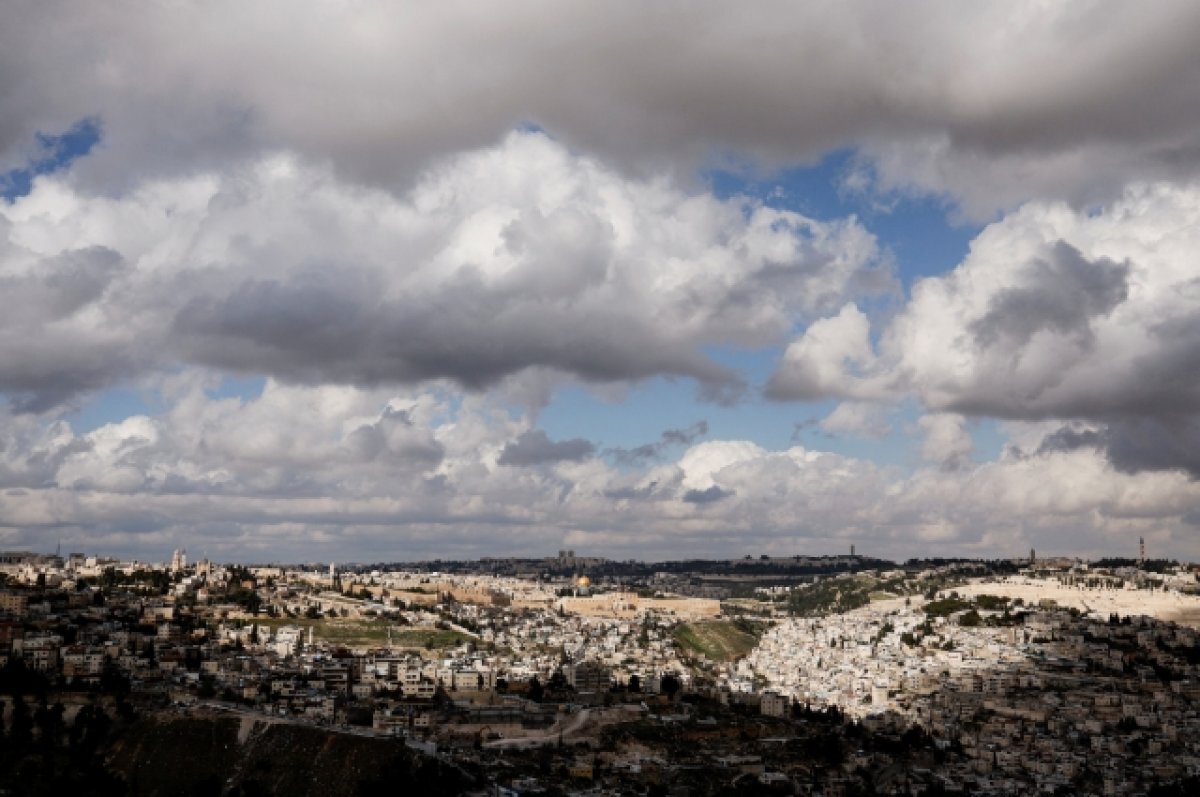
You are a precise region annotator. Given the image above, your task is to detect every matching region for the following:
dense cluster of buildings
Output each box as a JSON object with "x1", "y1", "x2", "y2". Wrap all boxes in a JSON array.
[
  {"x1": 744, "y1": 594, "x2": 1200, "y2": 793},
  {"x1": 3, "y1": 549, "x2": 1200, "y2": 794},
  {"x1": 0, "y1": 552, "x2": 700, "y2": 744}
]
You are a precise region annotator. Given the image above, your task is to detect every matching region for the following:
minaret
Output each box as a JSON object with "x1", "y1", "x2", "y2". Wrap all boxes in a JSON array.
[
  {"x1": 1030, "y1": 548, "x2": 1036, "y2": 566},
  {"x1": 850, "y1": 544, "x2": 856, "y2": 557},
  {"x1": 1139, "y1": 537, "x2": 1145, "y2": 568}
]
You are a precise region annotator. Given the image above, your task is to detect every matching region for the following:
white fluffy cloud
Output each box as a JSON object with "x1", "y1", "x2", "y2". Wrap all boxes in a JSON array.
[
  {"x1": 4, "y1": 3, "x2": 1200, "y2": 561},
  {"x1": 0, "y1": 131, "x2": 888, "y2": 410},
  {"x1": 766, "y1": 304, "x2": 886, "y2": 401},
  {"x1": 771, "y1": 182, "x2": 1200, "y2": 477},
  {"x1": 917, "y1": 413, "x2": 973, "y2": 470},
  {"x1": 820, "y1": 402, "x2": 892, "y2": 440},
  {"x1": 3, "y1": 381, "x2": 1197, "y2": 560}
]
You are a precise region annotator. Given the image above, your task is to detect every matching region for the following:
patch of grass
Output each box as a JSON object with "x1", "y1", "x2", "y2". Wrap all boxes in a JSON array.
[
  {"x1": 673, "y1": 620, "x2": 761, "y2": 662},
  {"x1": 389, "y1": 629, "x2": 473, "y2": 650}
]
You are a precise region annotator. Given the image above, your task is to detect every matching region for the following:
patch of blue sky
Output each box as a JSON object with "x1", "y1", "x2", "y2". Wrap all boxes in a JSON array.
[
  {"x1": 794, "y1": 397, "x2": 924, "y2": 470},
  {"x1": 706, "y1": 148, "x2": 980, "y2": 289},
  {"x1": 63, "y1": 387, "x2": 159, "y2": 433},
  {"x1": 968, "y1": 418, "x2": 1008, "y2": 463},
  {"x1": 62, "y1": 374, "x2": 267, "y2": 433},
  {"x1": 1, "y1": 118, "x2": 101, "y2": 201},
  {"x1": 204, "y1": 375, "x2": 267, "y2": 402},
  {"x1": 537, "y1": 374, "x2": 920, "y2": 469}
]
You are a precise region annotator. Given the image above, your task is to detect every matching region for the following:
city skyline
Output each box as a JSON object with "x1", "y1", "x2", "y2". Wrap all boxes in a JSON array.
[{"x1": 3, "y1": 2, "x2": 1200, "y2": 563}]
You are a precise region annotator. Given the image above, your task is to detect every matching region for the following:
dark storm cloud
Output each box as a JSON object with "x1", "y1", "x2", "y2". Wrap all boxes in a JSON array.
[
  {"x1": 4, "y1": 3, "x2": 1200, "y2": 213},
  {"x1": 170, "y1": 273, "x2": 741, "y2": 395},
  {"x1": 1034, "y1": 426, "x2": 1107, "y2": 457},
  {"x1": 1104, "y1": 417, "x2": 1200, "y2": 478},
  {"x1": 1130, "y1": 306, "x2": 1200, "y2": 416},
  {"x1": 1029, "y1": 417, "x2": 1200, "y2": 479},
  {"x1": 498, "y1": 430, "x2": 595, "y2": 467},
  {"x1": 969, "y1": 242, "x2": 1129, "y2": 351}
]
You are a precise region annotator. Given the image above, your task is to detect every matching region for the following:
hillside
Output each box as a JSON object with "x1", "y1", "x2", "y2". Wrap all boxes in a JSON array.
[
  {"x1": 103, "y1": 712, "x2": 472, "y2": 796},
  {"x1": 673, "y1": 620, "x2": 762, "y2": 662}
]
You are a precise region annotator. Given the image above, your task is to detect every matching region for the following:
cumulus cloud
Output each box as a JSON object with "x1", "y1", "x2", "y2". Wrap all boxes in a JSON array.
[
  {"x1": 0, "y1": 381, "x2": 1198, "y2": 560},
  {"x1": 4, "y1": 3, "x2": 1200, "y2": 561},
  {"x1": 918, "y1": 414, "x2": 974, "y2": 471},
  {"x1": 770, "y1": 182, "x2": 1200, "y2": 478},
  {"x1": 0, "y1": 132, "x2": 887, "y2": 410},
  {"x1": 4, "y1": 3, "x2": 1200, "y2": 215},
  {"x1": 820, "y1": 402, "x2": 891, "y2": 440},
  {"x1": 766, "y1": 304, "x2": 886, "y2": 401},
  {"x1": 967, "y1": 242, "x2": 1128, "y2": 351}
]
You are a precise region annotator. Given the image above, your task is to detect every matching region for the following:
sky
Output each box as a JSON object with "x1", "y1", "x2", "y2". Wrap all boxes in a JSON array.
[{"x1": 3, "y1": 1, "x2": 1200, "y2": 564}]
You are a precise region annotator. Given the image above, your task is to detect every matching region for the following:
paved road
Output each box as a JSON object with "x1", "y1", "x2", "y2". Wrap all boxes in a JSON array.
[
  {"x1": 482, "y1": 708, "x2": 596, "y2": 749},
  {"x1": 197, "y1": 701, "x2": 380, "y2": 739},
  {"x1": 482, "y1": 706, "x2": 641, "y2": 749}
]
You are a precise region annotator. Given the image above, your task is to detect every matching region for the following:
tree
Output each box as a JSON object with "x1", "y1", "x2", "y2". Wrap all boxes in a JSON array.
[
  {"x1": 660, "y1": 673, "x2": 681, "y2": 700},
  {"x1": 528, "y1": 676, "x2": 544, "y2": 702},
  {"x1": 628, "y1": 673, "x2": 641, "y2": 693},
  {"x1": 10, "y1": 696, "x2": 33, "y2": 747}
]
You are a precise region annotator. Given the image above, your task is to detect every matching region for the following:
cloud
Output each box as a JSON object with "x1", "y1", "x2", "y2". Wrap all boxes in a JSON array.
[
  {"x1": 498, "y1": 430, "x2": 595, "y2": 467},
  {"x1": 820, "y1": 402, "x2": 891, "y2": 440},
  {"x1": 5, "y1": 3, "x2": 1200, "y2": 215},
  {"x1": 891, "y1": 185, "x2": 1200, "y2": 423},
  {"x1": 682, "y1": 485, "x2": 735, "y2": 504},
  {"x1": 3, "y1": 4, "x2": 1200, "y2": 560},
  {"x1": 769, "y1": 182, "x2": 1200, "y2": 477},
  {"x1": 968, "y1": 242, "x2": 1128, "y2": 351},
  {"x1": 766, "y1": 303, "x2": 885, "y2": 401},
  {"x1": 607, "y1": 420, "x2": 709, "y2": 465},
  {"x1": 0, "y1": 245, "x2": 139, "y2": 412},
  {"x1": 0, "y1": 133, "x2": 887, "y2": 410},
  {"x1": 602, "y1": 481, "x2": 660, "y2": 501},
  {"x1": 918, "y1": 414, "x2": 974, "y2": 471},
  {"x1": 1032, "y1": 418, "x2": 1200, "y2": 479},
  {"x1": 0, "y1": 382, "x2": 1198, "y2": 561}
]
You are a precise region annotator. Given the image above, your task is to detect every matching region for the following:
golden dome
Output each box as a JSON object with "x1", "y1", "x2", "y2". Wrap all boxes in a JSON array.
[{"x1": 576, "y1": 575, "x2": 591, "y2": 588}]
